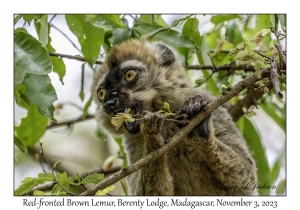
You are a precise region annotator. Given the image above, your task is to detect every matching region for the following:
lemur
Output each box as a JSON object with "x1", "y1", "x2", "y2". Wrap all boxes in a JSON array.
[{"x1": 91, "y1": 39, "x2": 257, "y2": 195}]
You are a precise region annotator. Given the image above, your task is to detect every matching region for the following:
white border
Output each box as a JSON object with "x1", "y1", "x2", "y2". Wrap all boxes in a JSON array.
[{"x1": 4, "y1": 1, "x2": 297, "y2": 209}]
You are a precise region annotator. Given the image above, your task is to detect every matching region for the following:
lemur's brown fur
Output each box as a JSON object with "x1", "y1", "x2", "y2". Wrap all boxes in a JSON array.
[{"x1": 91, "y1": 39, "x2": 257, "y2": 195}]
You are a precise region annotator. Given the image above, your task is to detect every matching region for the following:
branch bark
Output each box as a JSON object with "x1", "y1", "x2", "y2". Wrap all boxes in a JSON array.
[
  {"x1": 275, "y1": 43, "x2": 286, "y2": 67},
  {"x1": 270, "y1": 53, "x2": 283, "y2": 99},
  {"x1": 79, "y1": 68, "x2": 271, "y2": 196},
  {"x1": 49, "y1": 52, "x2": 103, "y2": 65},
  {"x1": 187, "y1": 63, "x2": 255, "y2": 72}
]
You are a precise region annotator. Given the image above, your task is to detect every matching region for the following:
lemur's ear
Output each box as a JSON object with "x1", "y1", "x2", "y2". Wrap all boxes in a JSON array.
[{"x1": 154, "y1": 42, "x2": 175, "y2": 67}]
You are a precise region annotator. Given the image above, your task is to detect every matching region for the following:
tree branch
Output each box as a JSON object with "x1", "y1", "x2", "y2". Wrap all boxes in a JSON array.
[
  {"x1": 48, "y1": 52, "x2": 103, "y2": 65},
  {"x1": 275, "y1": 43, "x2": 286, "y2": 68},
  {"x1": 270, "y1": 53, "x2": 283, "y2": 99},
  {"x1": 79, "y1": 68, "x2": 271, "y2": 196},
  {"x1": 47, "y1": 114, "x2": 95, "y2": 130},
  {"x1": 187, "y1": 63, "x2": 255, "y2": 72},
  {"x1": 50, "y1": 23, "x2": 81, "y2": 53},
  {"x1": 229, "y1": 82, "x2": 272, "y2": 122}
]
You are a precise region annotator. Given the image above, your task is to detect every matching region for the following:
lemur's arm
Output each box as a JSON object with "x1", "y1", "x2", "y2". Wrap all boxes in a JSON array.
[
  {"x1": 184, "y1": 96, "x2": 257, "y2": 195},
  {"x1": 133, "y1": 112, "x2": 174, "y2": 195}
]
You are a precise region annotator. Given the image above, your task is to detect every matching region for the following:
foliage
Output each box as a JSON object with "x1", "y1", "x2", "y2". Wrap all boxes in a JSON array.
[
  {"x1": 14, "y1": 14, "x2": 286, "y2": 196},
  {"x1": 14, "y1": 171, "x2": 105, "y2": 196}
]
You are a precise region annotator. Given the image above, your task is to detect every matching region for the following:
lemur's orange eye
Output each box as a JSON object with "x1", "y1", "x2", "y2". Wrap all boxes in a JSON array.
[
  {"x1": 97, "y1": 88, "x2": 106, "y2": 100},
  {"x1": 125, "y1": 69, "x2": 137, "y2": 81}
]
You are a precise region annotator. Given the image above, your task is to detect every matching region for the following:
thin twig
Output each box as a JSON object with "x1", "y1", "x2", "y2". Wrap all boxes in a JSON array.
[
  {"x1": 80, "y1": 68, "x2": 271, "y2": 196},
  {"x1": 39, "y1": 143, "x2": 77, "y2": 196},
  {"x1": 49, "y1": 15, "x2": 57, "y2": 23},
  {"x1": 47, "y1": 114, "x2": 95, "y2": 130},
  {"x1": 254, "y1": 50, "x2": 271, "y2": 61},
  {"x1": 209, "y1": 50, "x2": 230, "y2": 54},
  {"x1": 49, "y1": 52, "x2": 103, "y2": 65},
  {"x1": 38, "y1": 154, "x2": 47, "y2": 174},
  {"x1": 207, "y1": 53, "x2": 217, "y2": 72},
  {"x1": 79, "y1": 63, "x2": 86, "y2": 101},
  {"x1": 50, "y1": 23, "x2": 81, "y2": 53}
]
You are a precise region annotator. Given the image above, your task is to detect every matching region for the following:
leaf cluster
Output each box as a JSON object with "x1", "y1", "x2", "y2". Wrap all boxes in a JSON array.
[{"x1": 14, "y1": 171, "x2": 106, "y2": 196}]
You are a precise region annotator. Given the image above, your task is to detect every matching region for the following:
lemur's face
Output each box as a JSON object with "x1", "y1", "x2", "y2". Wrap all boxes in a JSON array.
[
  {"x1": 92, "y1": 40, "x2": 177, "y2": 117},
  {"x1": 95, "y1": 59, "x2": 145, "y2": 117}
]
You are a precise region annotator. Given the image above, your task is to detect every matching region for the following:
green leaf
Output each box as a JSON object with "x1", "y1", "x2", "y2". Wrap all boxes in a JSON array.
[
  {"x1": 51, "y1": 57, "x2": 66, "y2": 85},
  {"x1": 22, "y1": 14, "x2": 37, "y2": 24},
  {"x1": 14, "y1": 14, "x2": 22, "y2": 25},
  {"x1": 225, "y1": 20, "x2": 244, "y2": 46},
  {"x1": 256, "y1": 15, "x2": 271, "y2": 48},
  {"x1": 14, "y1": 173, "x2": 53, "y2": 195},
  {"x1": 14, "y1": 27, "x2": 27, "y2": 34},
  {"x1": 35, "y1": 15, "x2": 48, "y2": 47},
  {"x1": 141, "y1": 27, "x2": 169, "y2": 41},
  {"x1": 111, "y1": 109, "x2": 135, "y2": 130},
  {"x1": 14, "y1": 84, "x2": 30, "y2": 108},
  {"x1": 196, "y1": 36, "x2": 219, "y2": 95},
  {"x1": 203, "y1": 70, "x2": 219, "y2": 95},
  {"x1": 158, "y1": 102, "x2": 176, "y2": 116},
  {"x1": 87, "y1": 14, "x2": 125, "y2": 28},
  {"x1": 260, "y1": 101, "x2": 285, "y2": 132},
  {"x1": 211, "y1": 15, "x2": 240, "y2": 25},
  {"x1": 114, "y1": 136, "x2": 127, "y2": 167},
  {"x1": 56, "y1": 172, "x2": 68, "y2": 182},
  {"x1": 46, "y1": 31, "x2": 66, "y2": 85},
  {"x1": 182, "y1": 18, "x2": 201, "y2": 46},
  {"x1": 14, "y1": 136, "x2": 28, "y2": 154},
  {"x1": 276, "y1": 179, "x2": 286, "y2": 195},
  {"x1": 139, "y1": 14, "x2": 153, "y2": 24},
  {"x1": 95, "y1": 185, "x2": 115, "y2": 196},
  {"x1": 236, "y1": 117, "x2": 271, "y2": 195},
  {"x1": 94, "y1": 127, "x2": 106, "y2": 140},
  {"x1": 102, "y1": 155, "x2": 118, "y2": 171},
  {"x1": 52, "y1": 172, "x2": 70, "y2": 195},
  {"x1": 22, "y1": 74, "x2": 58, "y2": 121},
  {"x1": 112, "y1": 28, "x2": 132, "y2": 44},
  {"x1": 15, "y1": 104, "x2": 48, "y2": 148},
  {"x1": 65, "y1": 15, "x2": 104, "y2": 66},
  {"x1": 14, "y1": 63, "x2": 27, "y2": 86},
  {"x1": 81, "y1": 173, "x2": 104, "y2": 185},
  {"x1": 53, "y1": 161, "x2": 62, "y2": 169},
  {"x1": 154, "y1": 15, "x2": 168, "y2": 27},
  {"x1": 82, "y1": 97, "x2": 93, "y2": 119},
  {"x1": 14, "y1": 32, "x2": 52, "y2": 78},
  {"x1": 79, "y1": 91, "x2": 85, "y2": 102},
  {"x1": 134, "y1": 23, "x2": 195, "y2": 49},
  {"x1": 33, "y1": 190, "x2": 45, "y2": 196},
  {"x1": 270, "y1": 145, "x2": 285, "y2": 185}
]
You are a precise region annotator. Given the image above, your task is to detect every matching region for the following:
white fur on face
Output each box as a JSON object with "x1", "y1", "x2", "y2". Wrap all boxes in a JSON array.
[{"x1": 120, "y1": 60, "x2": 146, "y2": 70}]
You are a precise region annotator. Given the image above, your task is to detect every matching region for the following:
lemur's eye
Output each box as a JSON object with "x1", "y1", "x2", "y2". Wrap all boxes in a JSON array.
[
  {"x1": 97, "y1": 88, "x2": 106, "y2": 100},
  {"x1": 125, "y1": 69, "x2": 137, "y2": 81}
]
